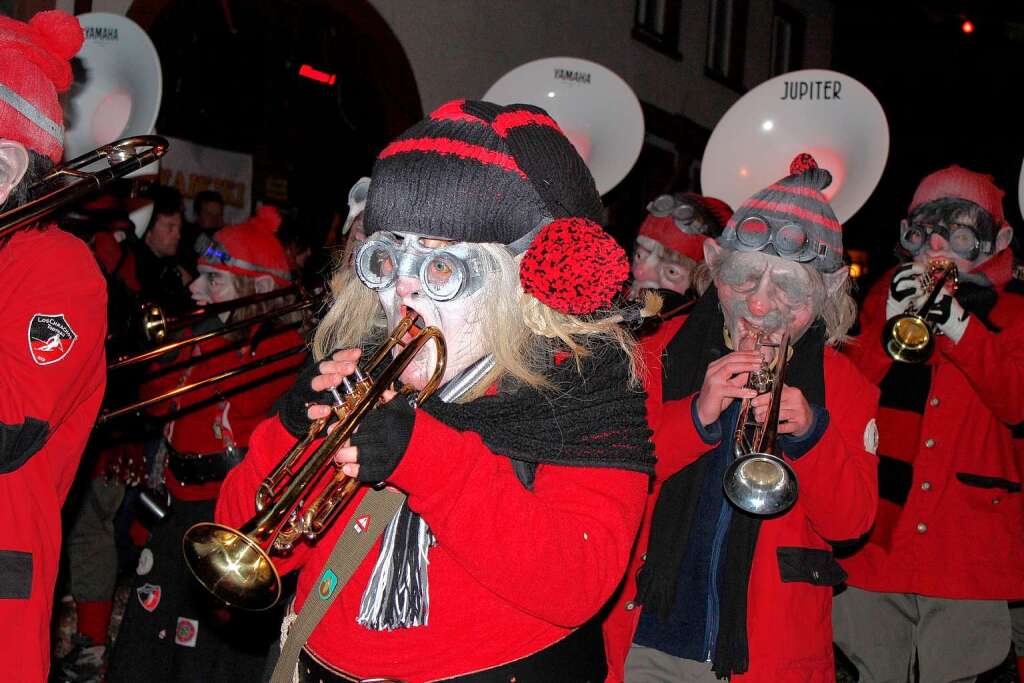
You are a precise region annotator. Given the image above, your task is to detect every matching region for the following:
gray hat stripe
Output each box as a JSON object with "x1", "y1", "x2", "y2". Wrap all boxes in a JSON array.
[{"x1": 0, "y1": 83, "x2": 63, "y2": 146}]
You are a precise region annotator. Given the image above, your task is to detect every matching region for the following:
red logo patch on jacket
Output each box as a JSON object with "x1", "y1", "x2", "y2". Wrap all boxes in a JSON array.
[{"x1": 28, "y1": 313, "x2": 77, "y2": 365}]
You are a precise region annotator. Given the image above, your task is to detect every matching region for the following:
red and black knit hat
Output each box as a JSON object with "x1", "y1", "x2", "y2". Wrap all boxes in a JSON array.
[
  {"x1": 0, "y1": 11, "x2": 82, "y2": 162},
  {"x1": 719, "y1": 153, "x2": 844, "y2": 273},
  {"x1": 364, "y1": 99, "x2": 628, "y2": 315},
  {"x1": 199, "y1": 205, "x2": 292, "y2": 287},
  {"x1": 638, "y1": 193, "x2": 733, "y2": 262}
]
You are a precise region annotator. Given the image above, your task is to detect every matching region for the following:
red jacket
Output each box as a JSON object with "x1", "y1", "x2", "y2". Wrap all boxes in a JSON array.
[
  {"x1": 840, "y1": 254, "x2": 1024, "y2": 599},
  {"x1": 146, "y1": 325, "x2": 304, "y2": 501},
  {"x1": 0, "y1": 227, "x2": 107, "y2": 683},
  {"x1": 603, "y1": 316, "x2": 879, "y2": 683},
  {"x1": 217, "y1": 407, "x2": 648, "y2": 681}
]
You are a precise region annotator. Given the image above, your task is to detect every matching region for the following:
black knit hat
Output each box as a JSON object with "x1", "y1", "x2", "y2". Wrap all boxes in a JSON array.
[
  {"x1": 363, "y1": 99, "x2": 629, "y2": 315},
  {"x1": 719, "y1": 154, "x2": 844, "y2": 273}
]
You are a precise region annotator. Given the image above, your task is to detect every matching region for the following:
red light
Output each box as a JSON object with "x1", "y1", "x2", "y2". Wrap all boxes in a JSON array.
[
  {"x1": 299, "y1": 64, "x2": 336, "y2": 85},
  {"x1": 961, "y1": 20, "x2": 974, "y2": 34}
]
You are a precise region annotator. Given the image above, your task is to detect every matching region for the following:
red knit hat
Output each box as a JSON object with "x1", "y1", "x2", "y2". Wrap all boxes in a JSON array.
[
  {"x1": 0, "y1": 11, "x2": 83, "y2": 162},
  {"x1": 909, "y1": 165, "x2": 1007, "y2": 226},
  {"x1": 198, "y1": 206, "x2": 292, "y2": 286},
  {"x1": 638, "y1": 193, "x2": 733, "y2": 262}
]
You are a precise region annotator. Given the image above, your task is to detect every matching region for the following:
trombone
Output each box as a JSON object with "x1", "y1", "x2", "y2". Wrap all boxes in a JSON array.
[
  {"x1": 722, "y1": 330, "x2": 799, "y2": 516},
  {"x1": 182, "y1": 314, "x2": 446, "y2": 610},
  {"x1": 0, "y1": 135, "x2": 168, "y2": 237},
  {"x1": 882, "y1": 259, "x2": 958, "y2": 364}
]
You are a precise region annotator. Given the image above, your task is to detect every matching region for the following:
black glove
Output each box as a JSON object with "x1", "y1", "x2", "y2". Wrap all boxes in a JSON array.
[
  {"x1": 274, "y1": 355, "x2": 333, "y2": 438},
  {"x1": 350, "y1": 397, "x2": 416, "y2": 483}
]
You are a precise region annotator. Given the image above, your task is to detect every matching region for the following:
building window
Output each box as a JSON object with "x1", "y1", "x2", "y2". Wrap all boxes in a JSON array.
[
  {"x1": 770, "y1": 2, "x2": 805, "y2": 76},
  {"x1": 705, "y1": 0, "x2": 748, "y2": 90},
  {"x1": 633, "y1": 0, "x2": 683, "y2": 60}
]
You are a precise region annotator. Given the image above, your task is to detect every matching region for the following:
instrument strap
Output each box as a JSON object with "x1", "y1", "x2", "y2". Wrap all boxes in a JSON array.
[{"x1": 271, "y1": 487, "x2": 407, "y2": 683}]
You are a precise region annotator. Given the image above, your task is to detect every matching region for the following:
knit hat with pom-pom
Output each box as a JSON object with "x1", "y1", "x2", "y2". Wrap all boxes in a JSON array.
[
  {"x1": 199, "y1": 205, "x2": 292, "y2": 286},
  {"x1": 364, "y1": 98, "x2": 628, "y2": 315},
  {"x1": 718, "y1": 153, "x2": 844, "y2": 272},
  {"x1": 0, "y1": 11, "x2": 83, "y2": 162}
]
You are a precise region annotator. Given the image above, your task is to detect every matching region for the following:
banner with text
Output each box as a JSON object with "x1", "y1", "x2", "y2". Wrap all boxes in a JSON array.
[{"x1": 159, "y1": 136, "x2": 252, "y2": 224}]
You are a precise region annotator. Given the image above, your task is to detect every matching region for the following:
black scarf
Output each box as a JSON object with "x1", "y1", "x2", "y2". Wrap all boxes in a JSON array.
[{"x1": 637, "y1": 285, "x2": 825, "y2": 678}]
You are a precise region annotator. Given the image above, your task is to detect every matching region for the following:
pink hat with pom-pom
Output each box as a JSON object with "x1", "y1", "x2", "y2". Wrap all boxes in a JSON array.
[
  {"x1": 0, "y1": 10, "x2": 84, "y2": 162},
  {"x1": 199, "y1": 205, "x2": 292, "y2": 286}
]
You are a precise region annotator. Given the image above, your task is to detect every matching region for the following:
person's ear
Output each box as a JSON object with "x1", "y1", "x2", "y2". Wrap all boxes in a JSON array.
[
  {"x1": 0, "y1": 140, "x2": 31, "y2": 206},
  {"x1": 254, "y1": 275, "x2": 274, "y2": 294},
  {"x1": 995, "y1": 224, "x2": 1014, "y2": 253},
  {"x1": 823, "y1": 266, "x2": 849, "y2": 298},
  {"x1": 703, "y1": 238, "x2": 723, "y2": 269}
]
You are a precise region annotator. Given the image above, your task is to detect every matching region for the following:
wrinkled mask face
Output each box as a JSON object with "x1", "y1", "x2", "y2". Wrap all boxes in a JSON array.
[
  {"x1": 901, "y1": 206, "x2": 997, "y2": 276},
  {"x1": 366, "y1": 232, "x2": 494, "y2": 390},
  {"x1": 631, "y1": 235, "x2": 695, "y2": 296},
  {"x1": 190, "y1": 265, "x2": 241, "y2": 322},
  {"x1": 715, "y1": 250, "x2": 820, "y2": 351}
]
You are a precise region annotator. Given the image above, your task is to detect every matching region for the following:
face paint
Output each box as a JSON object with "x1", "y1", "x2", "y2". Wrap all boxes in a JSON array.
[
  {"x1": 190, "y1": 265, "x2": 240, "y2": 322},
  {"x1": 372, "y1": 235, "x2": 492, "y2": 390},
  {"x1": 715, "y1": 251, "x2": 819, "y2": 349},
  {"x1": 631, "y1": 235, "x2": 695, "y2": 296}
]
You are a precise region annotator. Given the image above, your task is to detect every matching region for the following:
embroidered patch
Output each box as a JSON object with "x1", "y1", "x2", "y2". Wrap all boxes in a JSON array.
[
  {"x1": 318, "y1": 569, "x2": 338, "y2": 600},
  {"x1": 28, "y1": 313, "x2": 78, "y2": 365},
  {"x1": 864, "y1": 418, "x2": 879, "y2": 454},
  {"x1": 353, "y1": 515, "x2": 370, "y2": 534},
  {"x1": 137, "y1": 583, "x2": 161, "y2": 612},
  {"x1": 137, "y1": 548, "x2": 154, "y2": 576},
  {"x1": 175, "y1": 617, "x2": 199, "y2": 647}
]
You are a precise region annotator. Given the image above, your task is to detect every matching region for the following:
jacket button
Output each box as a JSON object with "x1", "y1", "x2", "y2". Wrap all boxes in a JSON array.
[
  {"x1": 993, "y1": 498, "x2": 1001, "y2": 505},
  {"x1": 641, "y1": 553, "x2": 647, "y2": 562},
  {"x1": 929, "y1": 397, "x2": 940, "y2": 407},
  {"x1": 917, "y1": 522, "x2": 928, "y2": 533},
  {"x1": 811, "y1": 570, "x2": 821, "y2": 581},
  {"x1": 921, "y1": 481, "x2": 931, "y2": 491},
  {"x1": 924, "y1": 438, "x2": 935, "y2": 448},
  {"x1": 625, "y1": 601, "x2": 636, "y2": 611}
]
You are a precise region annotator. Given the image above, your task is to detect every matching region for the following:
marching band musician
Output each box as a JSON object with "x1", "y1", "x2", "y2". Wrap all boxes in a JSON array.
[
  {"x1": 834, "y1": 165, "x2": 1024, "y2": 683},
  {"x1": 216, "y1": 99, "x2": 655, "y2": 682},
  {"x1": 620, "y1": 156, "x2": 879, "y2": 682},
  {"x1": 108, "y1": 206, "x2": 304, "y2": 682},
  {"x1": 0, "y1": 11, "x2": 108, "y2": 683}
]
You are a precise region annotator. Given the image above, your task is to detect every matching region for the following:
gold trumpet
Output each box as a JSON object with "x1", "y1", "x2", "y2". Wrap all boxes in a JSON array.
[
  {"x1": 722, "y1": 330, "x2": 799, "y2": 516},
  {"x1": 882, "y1": 259, "x2": 958, "y2": 364},
  {"x1": 182, "y1": 315, "x2": 446, "y2": 610}
]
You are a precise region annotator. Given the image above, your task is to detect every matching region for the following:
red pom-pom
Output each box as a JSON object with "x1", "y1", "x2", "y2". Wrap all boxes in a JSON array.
[
  {"x1": 519, "y1": 218, "x2": 629, "y2": 315},
  {"x1": 790, "y1": 153, "x2": 818, "y2": 176},
  {"x1": 251, "y1": 205, "x2": 282, "y2": 234},
  {"x1": 29, "y1": 11, "x2": 84, "y2": 61}
]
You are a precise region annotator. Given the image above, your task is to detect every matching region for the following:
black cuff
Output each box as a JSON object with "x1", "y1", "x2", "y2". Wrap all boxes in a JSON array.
[
  {"x1": 690, "y1": 393, "x2": 723, "y2": 444},
  {"x1": 0, "y1": 417, "x2": 49, "y2": 474},
  {"x1": 777, "y1": 405, "x2": 830, "y2": 460},
  {"x1": 274, "y1": 354, "x2": 331, "y2": 438},
  {"x1": 351, "y1": 398, "x2": 416, "y2": 483}
]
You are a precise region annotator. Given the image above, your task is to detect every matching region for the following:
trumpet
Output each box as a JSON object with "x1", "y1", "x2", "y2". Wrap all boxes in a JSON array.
[
  {"x1": 722, "y1": 330, "x2": 799, "y2": 516},
  {"x1": 882, "y1": 259, "x2": 958, "y2": 364},
  {"x1": 182, "y1": 314, "x2": 446, "y2": 610}
]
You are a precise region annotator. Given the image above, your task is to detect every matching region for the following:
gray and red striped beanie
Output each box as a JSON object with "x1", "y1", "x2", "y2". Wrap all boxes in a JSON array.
[
  {"x1": 363, "y1": 99, "x2": 629, "y2": 315},
  {"x1": 719, "y1": 154, "x2": 844, "y2": 273}
]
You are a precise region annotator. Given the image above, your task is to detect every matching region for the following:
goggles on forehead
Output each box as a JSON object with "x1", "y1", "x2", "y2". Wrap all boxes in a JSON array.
[
  {"x1": 900, "y1": 220, "x2": 988, "y2": 261},
  {"x1": 730, "y1": 215, "x2": 826, "y2": 264},
  {"x1": 647, "y1": 194, "x2": 707, "y2": 234},
  {"x1": 354, "y1": 232, "x2": 498, "y2": 301}
]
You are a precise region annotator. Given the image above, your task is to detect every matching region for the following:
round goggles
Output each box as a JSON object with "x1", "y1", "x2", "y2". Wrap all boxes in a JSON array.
[
  {"x1": 900, "y1": 221, "x2": 984, "y2": 261},
  {"x1": 354, "y1": 233, "x2": 496, "y2": 301},
  {"x1": 647, "y1": 194, "x2": 706, "y2": 234},
  {"x1": 732, "y1": 215, "x2": 818, "y2": 262}
]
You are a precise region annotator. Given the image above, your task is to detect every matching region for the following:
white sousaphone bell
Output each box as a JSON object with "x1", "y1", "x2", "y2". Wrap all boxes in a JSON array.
[
  {"x1": 484, "y1": 57, "x2": 644, "y2": 196},
  {"x1": 65, "y1": 12, "x2": 163, "y2": 237},
  {"x1": 701, "y1": 68, "x2": 889, "y2": 224}
]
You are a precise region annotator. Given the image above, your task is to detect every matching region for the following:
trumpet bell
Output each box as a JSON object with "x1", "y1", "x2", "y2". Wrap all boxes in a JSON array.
[
  {"x1": 882, "y1": 314, "x2": 934, "y2": 364},
  {"x1": 182, "y1": 522, "x2": 281, "y2": 611},
  {"x1": 724, "y1": 452, "x2": 798, "y2": 516}
]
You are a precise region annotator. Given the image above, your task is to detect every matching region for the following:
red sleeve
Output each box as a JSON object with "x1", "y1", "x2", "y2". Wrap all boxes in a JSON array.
[
  {"x1": 841, "y1": 275, "x2": 893, "y2": 385},
  {"x1": 0, "y1": 229, "x2": 107, "y2": 471},
  {"x1": 941, "y1": 312, "x2": 1024, "y2": 425},
  {"x1": 387, "y1": 411, "x2": 649, "y2": 628},
  {"x1": 790, "y1": 351, "x2": 879, "y2": 542}
]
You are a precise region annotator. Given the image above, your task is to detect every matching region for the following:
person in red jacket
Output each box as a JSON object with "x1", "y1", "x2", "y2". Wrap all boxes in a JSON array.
[
  {"x1": 603, "y1": 193, "x2": 731, "y2": 681},
  {"x1": 834, "y1": 165, "x2": 1024, "y2": 683},
  {"x1": 620, "y1": 155, "x2": 879, "y2": 683},
  {"x1": 0, "y1": 11, "x2": 108, "y2": 683},
  {"x1": 215, "y1": 99, "x2": 654, "y2": 682},
  {"x1": 107, "y1": 206, "x2": 304, "y2": 682}
]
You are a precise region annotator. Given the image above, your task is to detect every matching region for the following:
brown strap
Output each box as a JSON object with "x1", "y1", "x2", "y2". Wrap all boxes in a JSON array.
[{"x1": 270, "y1": 487, "x2": 406, "y2": 683}]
